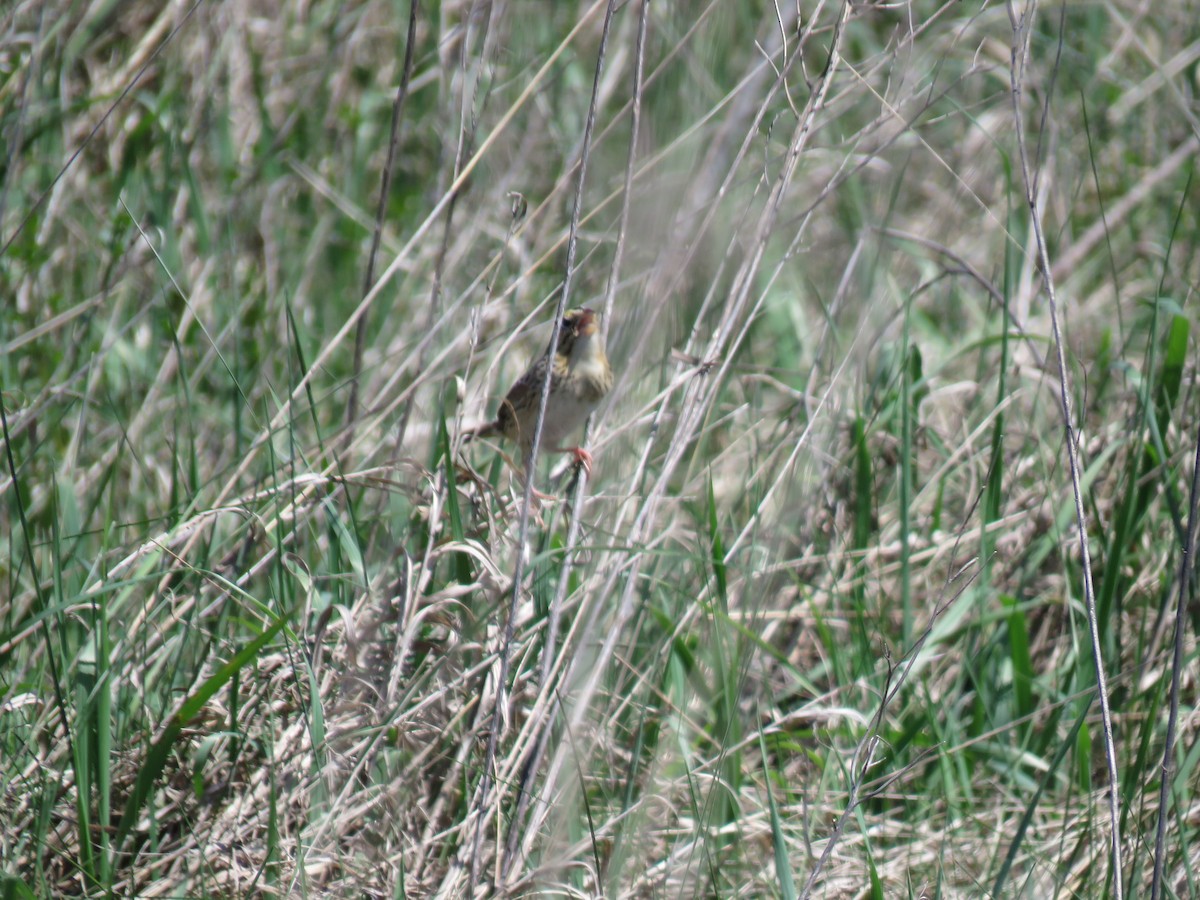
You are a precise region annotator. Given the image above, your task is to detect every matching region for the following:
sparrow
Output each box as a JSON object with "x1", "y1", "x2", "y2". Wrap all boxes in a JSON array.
[{"x1": 473, "y1": 307, "x2": 613, "y2": 478}]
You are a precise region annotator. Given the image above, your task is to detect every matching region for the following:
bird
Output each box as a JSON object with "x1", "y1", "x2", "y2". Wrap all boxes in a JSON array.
[{"x1": 471, "y1": 307, "x2": 613, "y2": 481}]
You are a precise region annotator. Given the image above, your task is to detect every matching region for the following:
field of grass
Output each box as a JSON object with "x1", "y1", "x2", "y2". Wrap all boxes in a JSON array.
[{"x1": 3, "y1": 0, "x2": 1200, "y2": 896}]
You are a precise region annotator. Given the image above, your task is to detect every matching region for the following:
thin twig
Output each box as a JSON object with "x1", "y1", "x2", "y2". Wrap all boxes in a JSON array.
[
  {"x1": 1007, "y1": 3, "x2": 1123, "y2": 895},
  {"x1": 468, "y1": 0, "x2": 621, "y2": 890},
  {"x1": 799, "y1": 658, "x2": 896, "y2": 900},
  {"x1": 395, "y1": 0, "x2": 502, "y2": 459},
  {"x1": 878, "y1": 226, "x2": 1044, "y2": 366},
  {"x1": 499, "y1": 0, "x2": 652, "y2": 880},
  {"x1": 528, "y1": 0, "x2": 850, "y2": 875},
  {"x1": 546, "y1": 0, "x2": 649, "y2": 691},
  {"x1": 344, "y1": 0, "x2": 420, "y2": 450}
]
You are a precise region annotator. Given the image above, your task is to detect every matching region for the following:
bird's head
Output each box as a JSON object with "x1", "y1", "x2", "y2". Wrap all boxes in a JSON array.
[{"x1": 556, "y1": 307, "x2": 603, "y2": 358}]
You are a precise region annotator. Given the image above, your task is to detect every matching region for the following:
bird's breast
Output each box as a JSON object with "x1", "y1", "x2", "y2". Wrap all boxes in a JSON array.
[{"x1": 569, "y1": 354, "x2": 613, "y2": 402}]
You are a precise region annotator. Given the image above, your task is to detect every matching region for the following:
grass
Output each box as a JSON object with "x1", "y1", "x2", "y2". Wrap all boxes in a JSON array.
[{"x1": 3, "y1": 0, "x2": 1200, "y2": 896}]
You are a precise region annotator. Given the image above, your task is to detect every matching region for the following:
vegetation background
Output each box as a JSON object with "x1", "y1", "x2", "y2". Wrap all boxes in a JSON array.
[{"x1": 3, "y1": 0, "x2": 1199, "y2": 896}]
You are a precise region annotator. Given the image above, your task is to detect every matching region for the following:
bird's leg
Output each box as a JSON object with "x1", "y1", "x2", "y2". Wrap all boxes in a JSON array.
[
  {"x1": 571, "y1": 446, "x2": 594, "y2": 474},
  {"x1": 549, "y1": 445, "x2": 594, "y2": 476}
]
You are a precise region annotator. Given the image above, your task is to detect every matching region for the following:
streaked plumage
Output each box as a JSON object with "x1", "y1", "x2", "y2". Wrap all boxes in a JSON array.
[{"x1": 475, "y1": 307, "x2": 613, "y2": 475}]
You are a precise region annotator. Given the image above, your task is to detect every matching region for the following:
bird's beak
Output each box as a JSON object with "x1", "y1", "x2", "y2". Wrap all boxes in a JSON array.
[{"x1": 576, "y1": 308, "x2": 598, "y2": 336}]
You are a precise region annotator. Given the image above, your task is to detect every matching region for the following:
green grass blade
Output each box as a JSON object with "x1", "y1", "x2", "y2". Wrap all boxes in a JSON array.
[
  {"x1": 760, "y1": 728, "x2": 797, "y2": 900},
  {"x1": 115, "y1": 607, "x2": 291, "y2": 853}
]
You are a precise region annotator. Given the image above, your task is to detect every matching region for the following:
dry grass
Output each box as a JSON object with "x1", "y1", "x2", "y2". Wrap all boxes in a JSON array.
[{"x1": 3, "y1": 0, "x2": 1200, "y2": 896}]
